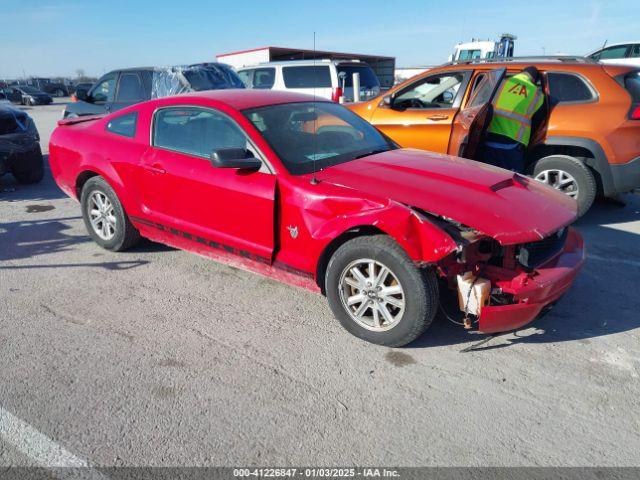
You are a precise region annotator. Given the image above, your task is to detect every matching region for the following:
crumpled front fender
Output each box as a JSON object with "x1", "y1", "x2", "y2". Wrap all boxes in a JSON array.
[{"x1": 311, "y1": 199, "x2": 458, "y2": 264}]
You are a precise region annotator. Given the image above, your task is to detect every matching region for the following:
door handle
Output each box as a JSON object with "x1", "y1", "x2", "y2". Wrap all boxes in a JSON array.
[
  {"x1": 143, "y1": 163, "x2": 166, "y2": 174},
  {"x1": 427, "y1": 114, "x2": 449, "y2": 121}
]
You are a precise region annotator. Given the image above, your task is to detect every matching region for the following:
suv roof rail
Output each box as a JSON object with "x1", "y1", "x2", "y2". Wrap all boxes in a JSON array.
[{"x1": 442, "y1": 55, "x2": 598, "y2": 66}]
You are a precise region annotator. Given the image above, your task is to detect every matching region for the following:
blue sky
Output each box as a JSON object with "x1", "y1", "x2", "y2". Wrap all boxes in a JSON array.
[{"x1": 1, "y1": 0, "x2": 638, "y2": 79}]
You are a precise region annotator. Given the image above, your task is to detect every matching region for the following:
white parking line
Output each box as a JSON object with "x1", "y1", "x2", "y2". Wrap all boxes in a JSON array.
[
  {"x1": 587, "y1": 254, "x2": 640, "y2": 269},
  {"x1": 0, "y1": 406, "x2": 109, "y2": 479}
]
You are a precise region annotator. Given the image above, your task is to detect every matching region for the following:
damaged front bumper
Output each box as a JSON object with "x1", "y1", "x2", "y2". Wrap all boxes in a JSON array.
[{"x1": 478, "y1": 227, "x2": 585, "y2": 333}]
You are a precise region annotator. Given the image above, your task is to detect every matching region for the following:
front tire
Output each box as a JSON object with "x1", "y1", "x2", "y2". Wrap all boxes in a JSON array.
[
  {"x1": 325, "y1": 235, "x2": 438, "y2": 347},
  {"x1": 532, "y1": 155, "x2": 596, "y2": 217},
  {"x1": 80, "y1": 176, "x2": 140, "y2": 251}
]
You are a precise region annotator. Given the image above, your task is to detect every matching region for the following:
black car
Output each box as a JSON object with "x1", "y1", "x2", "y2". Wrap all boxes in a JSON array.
[
  {"x1": 65, "y1": 63, "x2": 245, "y2": 118},
  {"x1": 29, "y1": 78, "x2": 69, "y2": 97},
  {"x1": 70, "y1": 82, "x2": 94, "y2": 97},
  {"x1": 6, "y1": 85, "x2": 53, "y2": 106},
  {"x1": 0, "y1": 105, "x2": 43, "y2": 184}
]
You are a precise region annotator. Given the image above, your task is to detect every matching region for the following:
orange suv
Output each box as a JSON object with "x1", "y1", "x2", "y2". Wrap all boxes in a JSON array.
[{"x1": 348, "y1": 57, "x2": 640, "y2": 215}]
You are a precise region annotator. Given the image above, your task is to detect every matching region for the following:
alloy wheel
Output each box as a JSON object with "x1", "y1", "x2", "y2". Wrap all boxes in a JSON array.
[
  {"x1": 88, "y1": 191, "x2": 116, "y2": 241},
  {"x1": 338, "y1": 259, "x2": 405, "y2": 332},
  {"x1": 534, "y1": 169, "x2": 579, "y2": 198}
]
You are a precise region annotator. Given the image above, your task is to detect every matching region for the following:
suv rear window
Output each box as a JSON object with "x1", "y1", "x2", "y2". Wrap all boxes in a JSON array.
[
  {"x1": 252, "y1": 68, "x2": 276, "y2": 89},
  {"x1": 282, "y1": 66, "x2": 331, "y2": 88},
  {"x1": 336, "y1": 65, "x2": 380, "y2": 88},
  {"x1": 183, "y1": 65, "x2": 245, "y2": 91},
  {"x1": 117, "y1": 73, "x2": 144, "y2": 102},
  {"x1": 547, "y1": 73, "x2": 595, "y2": 103},
  {"x1": 623, "y1": 71, "x2": 640, "y2": 102},
  {"x1": 597, "y1": 45, "x2": 629, "y2": 60}
]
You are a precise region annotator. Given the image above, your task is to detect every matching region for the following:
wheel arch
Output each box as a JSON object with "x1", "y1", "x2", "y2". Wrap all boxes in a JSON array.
[
  {"x1": 315, "y1": 225, "x2": 387, "y2": 294},
  {"x1": 75, "y1": 170, "x2": 101, "y2": 199},
  {"x1": 313, "y1": 210, "x2": 457, "y2": 294},
  {"x1": 529, "y1": 136, "x2": 614, "y2": 196},
  {"x1": 74, "y1": 163, "x2": 132, "y2": 211}
]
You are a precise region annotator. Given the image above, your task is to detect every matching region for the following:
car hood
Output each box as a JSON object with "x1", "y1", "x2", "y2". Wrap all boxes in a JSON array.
[{"x1": 315, "y1": 149, "x2": 577, "y2": 244}]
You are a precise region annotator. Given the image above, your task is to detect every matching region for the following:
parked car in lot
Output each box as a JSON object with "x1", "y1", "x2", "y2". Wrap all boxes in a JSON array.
[
  {"x1": 49, "y1": 90, "x2": 584, "y2": 347},
  {"x1": 5, "y1": 85, "x2": 53, "y2": 106},
  {"x1": 348, "y1": 57, "x2": 640, "y2": 216},
  {"x1": 64, "y1": 63, "x2": 244, "y2": 118},
  {"x1": 28, "y1": 78, "x2": 69, "y2": 97},
  {"x1": 588, "y1": 42, "x2": 640, "y2": 67},
  {"x1": 70, "y1": 82, "x2": 95, "y2": 102},
  {"x1": 237, "y1": 60, "x2": 381, "y2": 103},
  {"x1": 0, "y1": 105, "x2": 44, "y2": 184}
]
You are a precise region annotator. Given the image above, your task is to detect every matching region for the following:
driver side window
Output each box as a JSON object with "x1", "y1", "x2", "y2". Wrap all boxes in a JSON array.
[
  {"x1": 91, "y1": 75, "x2": 116, "y2": 104},
  {"x1": 153, "y1": 107, "x2": 253, "y2": 159},
  {"x1": 394, "y1": 72, "x2": 465, "y2": 110}
]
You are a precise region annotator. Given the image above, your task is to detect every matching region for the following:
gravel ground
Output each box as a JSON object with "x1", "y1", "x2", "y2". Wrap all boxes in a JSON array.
[{"x1": 1, "y1": 99, "x2": 639, "y2": 468}]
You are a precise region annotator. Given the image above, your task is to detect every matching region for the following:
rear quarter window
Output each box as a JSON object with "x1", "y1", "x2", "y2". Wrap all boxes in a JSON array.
[
  {"x1": 336, "y1": 65, "x2": 380, "y2": 88},
  {"x1": 623, "y1": 71, "x2": 640, "y2": 102},
  {"x1": 106, "y1": 112, "x2": 138, "y2": 138},
  {"x1": 253, "y1": 68, "x2": 276, "y2": 89},
  {"x1": 237, "y1": 70, "x2": 252, "y2": 88},
  {"x1": 547, "y1": 72, "x2": 596, "y2": 103},
  {"x1": 116, "y1": 73, "x2": 145, "y2": 102},
  {"x1": 282, "y1": 66, "x2": 331, "y2": 88}
]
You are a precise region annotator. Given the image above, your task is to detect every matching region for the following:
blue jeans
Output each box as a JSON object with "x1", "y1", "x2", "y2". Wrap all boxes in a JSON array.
[{"x1": 479, "y1": 142, "x2": 525, "y2": 173}]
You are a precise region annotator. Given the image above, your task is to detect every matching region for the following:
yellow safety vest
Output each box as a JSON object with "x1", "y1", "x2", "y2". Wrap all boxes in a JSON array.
[{"x1": 487, "y1": 73, "x2": 543, "y2": 146}]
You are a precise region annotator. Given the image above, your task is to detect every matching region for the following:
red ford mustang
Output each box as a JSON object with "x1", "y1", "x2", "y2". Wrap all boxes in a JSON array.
[{"x1": 49, "y1": 90, "x2": 585, "y2": 347}]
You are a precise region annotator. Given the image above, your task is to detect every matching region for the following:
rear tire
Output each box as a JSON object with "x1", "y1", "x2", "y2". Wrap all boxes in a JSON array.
[
  {"x1": 325, "y1": 235, "x2": 438, "y2": 347},
  {"x1": 80, "y1": 176, "x2": 140, "y2": 251},
  {"x1": 532, "y1": 155, "x2": 597, "y2": 217}
]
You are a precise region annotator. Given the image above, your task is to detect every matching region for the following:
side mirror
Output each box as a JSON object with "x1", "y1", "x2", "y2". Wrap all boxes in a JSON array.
[
  {"x1": 75, "y1": 87, "x2": 89, "y2": 102},
  {"x1": 382, "y1": 94, "x2": 404, "y2": 111},
  {"x1": 210, "y1": 148, "x2": 261, "y2": 170}
]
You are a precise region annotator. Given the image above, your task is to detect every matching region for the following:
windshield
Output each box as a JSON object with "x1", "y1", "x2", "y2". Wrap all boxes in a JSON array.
[
  {"x1": 243, "y1": 102, "x2": 395, "y2": 175},
  {"x1": 336, "y1": 65, "x2": 380, "y2": 88},
  {"x1": 457, "y1": 49, "x2": 482, "y2": 61},
  {"x1": 183, "y1": 65, "x2": 245, "y2": 91}
]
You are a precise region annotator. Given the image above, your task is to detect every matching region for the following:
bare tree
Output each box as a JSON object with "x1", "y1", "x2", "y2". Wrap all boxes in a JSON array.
[{"x1": 75, "y1": 69, "x2": 92, "y2": 82}]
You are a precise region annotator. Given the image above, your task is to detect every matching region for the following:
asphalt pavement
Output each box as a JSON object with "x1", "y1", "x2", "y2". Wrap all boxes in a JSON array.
[{"x1": 1, "y1": 99, "x2": 639, "y2": 468}]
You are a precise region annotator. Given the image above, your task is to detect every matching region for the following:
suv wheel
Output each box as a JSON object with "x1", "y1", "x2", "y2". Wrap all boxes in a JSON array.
[
  {"x1": 80, "y1": 176, "x2": 140, "y2": 251},
  {"x1": 325, "y1": 235, "x2": 438, "y2": 347},
  {"x1": 532, "y1": 155, "x2": 597, "y2": 217}
]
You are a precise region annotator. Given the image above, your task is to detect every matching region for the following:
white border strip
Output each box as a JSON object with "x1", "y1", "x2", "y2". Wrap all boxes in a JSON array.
[{"x1": 0, "y1": 406, "x2": 109, "y2": 479}]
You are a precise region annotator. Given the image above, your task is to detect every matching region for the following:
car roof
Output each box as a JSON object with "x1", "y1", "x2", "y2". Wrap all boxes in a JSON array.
[
  {"x1": 106, "y1": 67, "x2": 155, "y2": 74},
  {"x1": 105, "y1": 63, "x2": 232, "y2": 75},
  {"x1": 592, "y1": 41, "x2": 640, "y2": 49},
  {"x1": 239, "y1": 60, "x2": 364, "y2": 69},
  {"x1": 156, "y1": 89, "x2": 332, "y2": 110},
  {"x1": 432, "y1": 59, "x2": 605, "y2": 72}
]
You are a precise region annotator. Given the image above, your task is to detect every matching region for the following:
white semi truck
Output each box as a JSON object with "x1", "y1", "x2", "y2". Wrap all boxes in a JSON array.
[{"x1": 449, "y1": 34, "x2": 517, "y2": 62}]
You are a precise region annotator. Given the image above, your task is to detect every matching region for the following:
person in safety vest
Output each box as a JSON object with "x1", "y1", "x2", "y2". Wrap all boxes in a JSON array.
[{"x1": 480, "y1": 66, "x2": 544, "y2": 173}]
